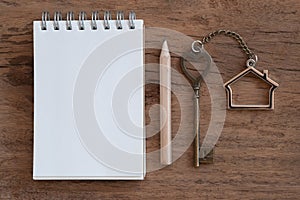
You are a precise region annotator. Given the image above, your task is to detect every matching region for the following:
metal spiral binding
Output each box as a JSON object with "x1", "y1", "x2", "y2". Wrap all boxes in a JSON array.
[
  {"x1": 103, "y1": 11, "x2": 112, "y2": 30},
  {"x1": 40, "y1": 11, "x2": 136, "y2": 30},
  {"x1": 41, "y1": 11, "x2": 50, "y2": 30},
  {"x1": 129, "y1": 11, "x2": 136, "y2": 29},
  {"x1": 53, "y1": 11, "x2": 62, "y2": 30},
  {"x1": 66, "y1": 11, "x2": 74, "y2": 30},
  {"x1": 91, "y1": 11, "x2": 99, "y2": 30},
  {"x1": 78, "y1": 11, "x2": 87, "y2": 30},
  {"x1": 116, "y1": 11, "x2": 124, "y2": 29}
]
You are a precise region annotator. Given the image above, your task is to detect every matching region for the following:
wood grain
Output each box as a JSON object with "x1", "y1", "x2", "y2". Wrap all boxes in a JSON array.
[{"x1": 0, "y1": 0, "x2": 300, "y2": 199}]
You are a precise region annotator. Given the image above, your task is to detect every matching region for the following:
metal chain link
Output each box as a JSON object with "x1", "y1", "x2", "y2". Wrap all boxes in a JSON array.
[{"x1": 201, "y1": 30, "x2": 255, "y2": 60}]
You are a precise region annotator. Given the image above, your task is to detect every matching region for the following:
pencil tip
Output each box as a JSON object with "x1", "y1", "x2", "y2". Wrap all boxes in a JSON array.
[{"x1": 162, "y1": 40, "x2": 169, "y2": 52}]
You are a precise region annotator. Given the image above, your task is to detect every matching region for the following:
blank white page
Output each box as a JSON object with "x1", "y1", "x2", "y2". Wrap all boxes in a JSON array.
[{"x1": 33, "y1": 19, "x2": 145, "y2": 180}]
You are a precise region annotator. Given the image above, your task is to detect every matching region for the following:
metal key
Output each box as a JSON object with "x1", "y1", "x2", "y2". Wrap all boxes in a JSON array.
[{"x1": 180, "y1": 40, "x2": 211, "y2": 167}]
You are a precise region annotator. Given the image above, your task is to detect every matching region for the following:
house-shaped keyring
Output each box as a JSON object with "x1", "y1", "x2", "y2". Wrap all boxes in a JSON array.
[{"x1": 224, "y1": 63, "x2": 279, "y2": 110}]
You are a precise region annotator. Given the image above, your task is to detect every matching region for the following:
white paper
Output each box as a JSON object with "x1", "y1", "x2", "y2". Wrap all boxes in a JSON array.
[{"x1": 33, "y1": 20, "x2": 145, "y2": 180}]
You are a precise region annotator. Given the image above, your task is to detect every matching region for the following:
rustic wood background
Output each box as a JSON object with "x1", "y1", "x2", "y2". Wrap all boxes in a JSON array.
[{"x1": 0, "y1": 0, "x2": 299, "y2": 199}]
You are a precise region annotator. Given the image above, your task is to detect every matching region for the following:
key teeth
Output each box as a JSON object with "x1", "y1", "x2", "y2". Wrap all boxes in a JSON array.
[{"x1": 200, "y1": 148, "x2": 214, "y2": 164}]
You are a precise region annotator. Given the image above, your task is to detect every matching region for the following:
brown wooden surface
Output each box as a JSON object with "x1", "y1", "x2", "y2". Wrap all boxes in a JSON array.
[{"x1": 1, "y1": 0, "x2": 300, "y2": 199}]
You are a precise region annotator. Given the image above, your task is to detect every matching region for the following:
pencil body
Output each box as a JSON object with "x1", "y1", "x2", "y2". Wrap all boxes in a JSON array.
[{"x1": 160, "y1": 41, "x2": 172, "y2": 165}]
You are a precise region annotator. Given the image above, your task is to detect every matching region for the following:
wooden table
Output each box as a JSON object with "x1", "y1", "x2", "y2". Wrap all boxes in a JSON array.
[{"x1": 0, "y1": 0, "x2": 299, "y2": 199}]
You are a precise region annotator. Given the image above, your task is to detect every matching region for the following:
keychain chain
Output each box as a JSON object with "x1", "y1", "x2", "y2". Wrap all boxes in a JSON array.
[{"x1": 192, "y1": 30, "x2": 257, "y2": 67}]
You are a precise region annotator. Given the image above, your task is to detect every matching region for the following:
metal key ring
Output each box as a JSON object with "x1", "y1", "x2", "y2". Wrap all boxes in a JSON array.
[
  {"x1": 246, "y1": 54, "x2": 258, "y2": 67},
  {"x1": 191, "y1": 40, "x2": 203, "y2": 53}
]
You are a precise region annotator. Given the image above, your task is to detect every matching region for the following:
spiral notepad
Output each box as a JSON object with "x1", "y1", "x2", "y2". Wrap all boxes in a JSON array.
[{"x1": 33, "y1": 11, "x2": 145, "y2": 180}]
